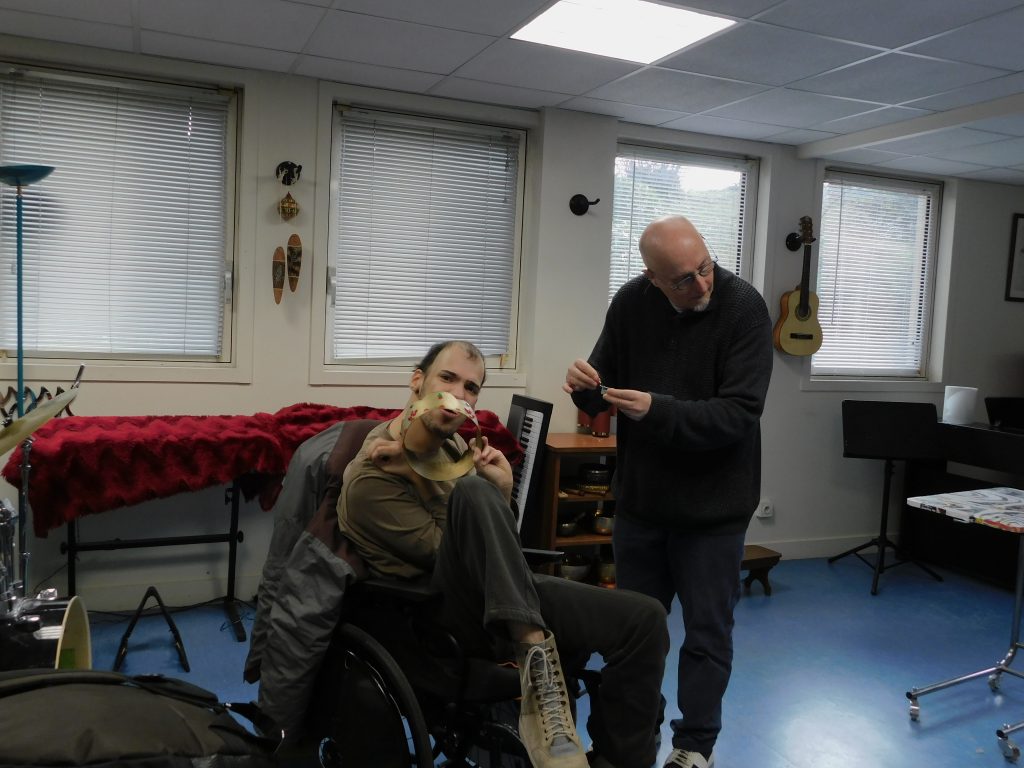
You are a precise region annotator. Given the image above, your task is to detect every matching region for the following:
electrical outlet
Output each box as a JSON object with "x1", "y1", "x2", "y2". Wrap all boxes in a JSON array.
[{"x1": 755, "y1": 499, "x2": 773, "y2": 519}]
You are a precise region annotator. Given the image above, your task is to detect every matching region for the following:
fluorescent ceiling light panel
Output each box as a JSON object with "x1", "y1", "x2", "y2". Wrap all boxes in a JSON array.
[{"x1": 512, "y1": 0, "x2": 735, "y2": 64}]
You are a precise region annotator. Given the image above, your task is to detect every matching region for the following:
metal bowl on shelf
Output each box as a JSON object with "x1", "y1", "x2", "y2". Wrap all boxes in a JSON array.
[
  {"x1": 593, "y1": 514, "x2": 614, "y2": 535},
  {"x1": 558, "y1": 553, "x2": 591, "y2": 581},
  {"x1": 557, "y1": 520, "x2": 579, "y2": 537}
]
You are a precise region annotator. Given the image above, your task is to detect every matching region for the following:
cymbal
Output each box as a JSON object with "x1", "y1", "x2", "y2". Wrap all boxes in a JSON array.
[{"x1": 0, "y1": 390, "x2": 78, "y2": 455}]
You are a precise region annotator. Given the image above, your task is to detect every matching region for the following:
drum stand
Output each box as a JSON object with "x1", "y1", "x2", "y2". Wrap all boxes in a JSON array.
[{"x1": 114, "y1": 585, "x2": 190, "y2": 672}]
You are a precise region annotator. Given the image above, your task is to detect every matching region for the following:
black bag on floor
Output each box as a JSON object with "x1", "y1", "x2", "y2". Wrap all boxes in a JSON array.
[{"x1": 0, "y1": 669, "x2": 279, "y2": 768}]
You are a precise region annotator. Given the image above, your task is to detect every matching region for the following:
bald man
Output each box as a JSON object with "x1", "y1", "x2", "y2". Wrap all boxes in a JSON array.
[{"x1": 565, "y1": 215, "x2": 773, "y2": 768}]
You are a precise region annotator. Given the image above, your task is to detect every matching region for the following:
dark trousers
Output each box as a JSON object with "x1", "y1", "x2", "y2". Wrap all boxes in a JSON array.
[
  {"x1": 613, "y1": 514, "x2": 745, "y2": 756},
  {"x1": 432, "y1": 476, "x2": 669, "y2": 768}
]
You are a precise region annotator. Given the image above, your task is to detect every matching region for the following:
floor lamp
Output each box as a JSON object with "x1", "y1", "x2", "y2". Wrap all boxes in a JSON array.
[{"x1": 0, "y1": 164, "x2": 54, "y2": 417}]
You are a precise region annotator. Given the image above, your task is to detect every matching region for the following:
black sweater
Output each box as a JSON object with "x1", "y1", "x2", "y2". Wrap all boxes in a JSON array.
[{"x1": 573, "y1": 267, "x2": 773, "y2": 534}]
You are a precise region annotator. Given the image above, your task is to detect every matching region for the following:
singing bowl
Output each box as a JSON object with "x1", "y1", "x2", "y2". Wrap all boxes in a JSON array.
[
  {"x1": 593, "y1": 515, "x2": 615, "y2": 535},
  {"x1": 557, "y1": 521, "x2": 579, "y2": 537},
  {"x1": 558, "y1": 563, "x2": 590, "y2": 581},
  {"x1": 596, "y1": 561, "x2": 616, "y2": 584}
]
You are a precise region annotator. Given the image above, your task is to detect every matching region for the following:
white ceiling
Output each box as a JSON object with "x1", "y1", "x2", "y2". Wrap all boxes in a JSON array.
[{"x1": 4, "y1": 0, "x2": 1024, "y2": 185}]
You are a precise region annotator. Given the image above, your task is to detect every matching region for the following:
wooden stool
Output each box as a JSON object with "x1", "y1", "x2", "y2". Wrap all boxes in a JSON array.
[{"x1": 742, "y1": 544, "x2": 781, "y2": 596}]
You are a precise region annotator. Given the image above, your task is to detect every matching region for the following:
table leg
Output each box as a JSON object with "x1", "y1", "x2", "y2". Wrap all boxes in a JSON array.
[{"x1": 906, "y1": 535, "x2": 1024, "y2": 722}]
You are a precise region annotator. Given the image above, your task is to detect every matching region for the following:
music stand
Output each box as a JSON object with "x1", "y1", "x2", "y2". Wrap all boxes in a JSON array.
[{"x1": 829, "y1": 400, "x2": 945, "y2": 595}]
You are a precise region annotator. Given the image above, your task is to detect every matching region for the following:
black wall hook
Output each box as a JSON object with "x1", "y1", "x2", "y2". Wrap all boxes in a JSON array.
[
  {"x1": 785, "y1": 231, "x2": 803, "y2": 251},
  {"x1": 569, "y1": 194, "x2": 600, "y2": 216}
]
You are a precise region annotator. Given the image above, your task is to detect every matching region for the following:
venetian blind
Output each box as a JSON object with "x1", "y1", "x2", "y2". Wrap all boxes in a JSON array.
[
  {"x1": 329, "y1": 109, "x2": 524, "y2": 363},
  {"x1": 0, "y1": 70, "x2": 231, "y2": 358},
  {"x1": 812, "y1": 171, "x2": 939, "y2": 377},
  {"x1": 610, "y1": 144, "x2": 754, "y2": 301}
]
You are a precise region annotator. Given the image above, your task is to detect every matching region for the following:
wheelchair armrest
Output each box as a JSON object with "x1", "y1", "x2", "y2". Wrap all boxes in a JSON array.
[
  {"x1": 522, "y1": 548, "x2": 564, "y2": 566},
  {"x1": 361, "y1": 575, "x2": 440, "y2": 604}
]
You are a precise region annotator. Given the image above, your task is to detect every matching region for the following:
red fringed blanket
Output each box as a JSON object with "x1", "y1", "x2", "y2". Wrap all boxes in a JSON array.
[{"x1": 1, "y1": 403, "x2": 522, "y2": 537}]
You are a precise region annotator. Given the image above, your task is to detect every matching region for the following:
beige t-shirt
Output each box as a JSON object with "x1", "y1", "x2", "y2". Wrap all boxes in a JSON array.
[{"x1": 337, "y1": 420, "x2": 470, "y2": 579}]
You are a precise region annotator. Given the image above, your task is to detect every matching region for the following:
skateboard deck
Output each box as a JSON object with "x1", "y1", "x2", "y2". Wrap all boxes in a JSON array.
[
  {"x1": 272, "y1": 246, "x2": 285, "y2": 304},
  {"x1": 287, "y1": 233, "x2": 302, "y2": 292}
]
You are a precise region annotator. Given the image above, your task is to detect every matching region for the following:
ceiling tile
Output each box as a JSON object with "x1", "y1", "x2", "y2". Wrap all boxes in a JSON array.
[
  {"x1": 815, "y1": 106, "x2": 931, "y2": 133},
  {"x1": 965, "y1": 115, "x2": 1024, "y2": 137},
  {"x1": 658, "y1": 113, "x2": 788, "y2": 139},
  {"x1": 907, "y1": 72, "x2": 1024, "y2": 112},
  {"x1": 293, "y1": 56, "x2": 444, "y2": 91},
  {"x1": 558, "y1": 97, "x2": 689, "y2": 126},
  {"x1": 960, "y1": 167, "x2": 1024, "y2": 184},
  {"x1": 0, "y1": 9, "x2": 134, "y2": 51},
  {"x1": 328, "y1": 0, "x2": 550, "y2": 36},
  {"x1": 139, "y1": 0, "x2": 324, "y2": 50},
  {"x1": 707, "y1": 88, "x2": 873, "y2": 128},
  {"x1": 454, "y1": 40, "x2": 639, "y2": 95},
  {"x1": 659, "y1": 22, "x2": 877, "y2": 87},
  {"x1": 877, "y1": 156, "x2": 990, "y2": 175},
  {"x1": 762, "y1": 127, "x2": 838, "y2": 144},
  {"x1": 756, "y1": 0, "x2": 1023, "y2": 49},
  {"x1": 869, "y1": 127, "x2": 1009, "y2": 155},
  {"x1": 586, "y1": 68, "x2": 766, "y2": 112},
  {"x1": 428, "y1": 77, "x2": 570, "y2": 109},
  {"x1": 905, "y1": 6, "x2": 1024, "y2": 71},
  {"x1": 306, "y1": 10, "x2": 494, "y2": 73},
  {"x1": 818, "y1": 147, "x2": 910, "y2": 165},
  {"x1": 791, "y1": 53, "x2": 1008, "y2": 105},
  {"x1": 934, "y1": 136, "x2": 1024, "y2": 165},
  {"x1": 0, "y1": 0, "x2": 131, "y2": 24},
  {"x1": 141, "y1": 32, "x2": 299, "y2": 72}
]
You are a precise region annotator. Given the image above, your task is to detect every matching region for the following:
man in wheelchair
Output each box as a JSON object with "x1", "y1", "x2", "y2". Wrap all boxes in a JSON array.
[{"x1": 337, "y1": 340, "x2": 669, "y2": 768}]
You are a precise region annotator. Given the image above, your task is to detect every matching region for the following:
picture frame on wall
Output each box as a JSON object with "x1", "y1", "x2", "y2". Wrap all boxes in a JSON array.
[{"x1": 1008, "y1": 213, "x2": 1024, "y2": 302}]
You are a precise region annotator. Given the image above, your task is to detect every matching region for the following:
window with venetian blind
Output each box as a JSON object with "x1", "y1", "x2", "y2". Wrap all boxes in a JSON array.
[
  {"x1": 0, "y1": 67, "x2": 235, "y2": 360},
  {"x1": 610, "y1": 144, "x2": 757, "y2": 301},
  {"x1": 327, "y1": 108, "x2": 525, "y2": 366},
  {"x1": 812, "y1": 170, "x2": 940, "y2": 378}
]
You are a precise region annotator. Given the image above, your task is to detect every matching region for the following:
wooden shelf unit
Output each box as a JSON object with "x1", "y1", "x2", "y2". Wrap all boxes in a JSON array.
[{"x1": 539, "y1": 433, "x2": 617, "y2": 552}]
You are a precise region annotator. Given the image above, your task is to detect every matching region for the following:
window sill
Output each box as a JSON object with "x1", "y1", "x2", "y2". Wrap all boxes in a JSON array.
[
  {"x1": 0, "y1": 358, "x2": 252, "y2": 385},
  {"x1": 309, "y1": 366, "x2": 526, "y2": 388},
  {"x1": 800, "y1": 377, "x2": 945, "y2": 394}
]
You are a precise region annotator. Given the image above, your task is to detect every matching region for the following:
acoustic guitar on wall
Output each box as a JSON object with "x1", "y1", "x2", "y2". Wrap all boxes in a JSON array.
[{"x1": 773, "y1": 215, "x2": 823, "y2": 356}]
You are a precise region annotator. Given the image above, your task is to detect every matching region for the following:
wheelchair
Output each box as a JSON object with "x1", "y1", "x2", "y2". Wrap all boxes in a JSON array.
[{"x1": 251, "y1": 418, "x2": 597, "y2": 768}]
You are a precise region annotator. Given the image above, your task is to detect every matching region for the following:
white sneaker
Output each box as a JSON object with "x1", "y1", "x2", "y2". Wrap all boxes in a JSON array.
[{"x1": 663, "y1": 748, "x2": 714, "y2": 768}]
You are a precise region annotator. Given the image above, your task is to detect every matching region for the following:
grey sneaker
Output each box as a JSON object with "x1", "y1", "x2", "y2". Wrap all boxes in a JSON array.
[
  {"x1": 517, "y1": 631, "x2": 587, "y2": 768},
  {"x1": 664, "y1": 749, "x2": 714, "y2": 768}
]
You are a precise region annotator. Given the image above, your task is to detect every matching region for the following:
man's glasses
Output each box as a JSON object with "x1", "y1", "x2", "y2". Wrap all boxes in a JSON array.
[{"x1": 665, "y1": 258, "x2": 717, "y2": 292}]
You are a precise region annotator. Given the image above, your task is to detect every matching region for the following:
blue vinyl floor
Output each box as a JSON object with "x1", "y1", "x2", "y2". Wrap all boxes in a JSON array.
[{"x1": 86, "y1": 556, "x2": 1024, "y2": 768}]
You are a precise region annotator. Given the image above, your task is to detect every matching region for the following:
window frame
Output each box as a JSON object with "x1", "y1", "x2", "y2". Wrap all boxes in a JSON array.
[
  {"x1": 0, "y1": 60, "x2": 251, "y2": 385},
  {"x1": 810, "y1": 168, "x2": 942, "y2": 382},
  {"x1": 308, "y1": 83, "x2": 536, "y2": 388}
]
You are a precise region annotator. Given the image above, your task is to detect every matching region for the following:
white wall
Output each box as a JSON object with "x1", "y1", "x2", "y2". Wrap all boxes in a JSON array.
[{"x1": 2, "y1": 36, "x2": 1023, "y2": 610}]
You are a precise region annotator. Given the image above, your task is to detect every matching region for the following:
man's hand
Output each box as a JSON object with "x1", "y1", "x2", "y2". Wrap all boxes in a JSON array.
[
  {"x1": 563, "y1": 359, "x2": 601, "y2": 394},
  {"x1": 602, "y1": 388, "x2": 652, "y2": 420},
  {"x1": 472, "y1": 436, "x2": 514, "y2": 502}
]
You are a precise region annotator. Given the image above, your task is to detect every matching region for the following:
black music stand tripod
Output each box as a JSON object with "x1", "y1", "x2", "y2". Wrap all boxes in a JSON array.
[{"x1": 829, "y1": 400, "x2": 945, "y2": 595}]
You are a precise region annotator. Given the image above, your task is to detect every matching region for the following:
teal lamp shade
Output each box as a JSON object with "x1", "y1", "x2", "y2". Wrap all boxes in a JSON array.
[
  {"x1": 0, "y1": 164, "x2": 55, "y2": 417},
  {"x1": 0, "y1": 165, "x2": 54, "y2": 187}
]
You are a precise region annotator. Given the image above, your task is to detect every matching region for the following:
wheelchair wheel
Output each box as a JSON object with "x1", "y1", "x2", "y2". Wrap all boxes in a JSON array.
[{"x1": 318, "y1": 623, "x2": 434, "y2": 768}]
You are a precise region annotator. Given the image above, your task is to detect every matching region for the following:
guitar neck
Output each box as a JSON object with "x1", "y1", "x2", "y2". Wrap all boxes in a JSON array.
[{"x1": 797, "y1": 242, "x2": 812, "y2": 319}]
